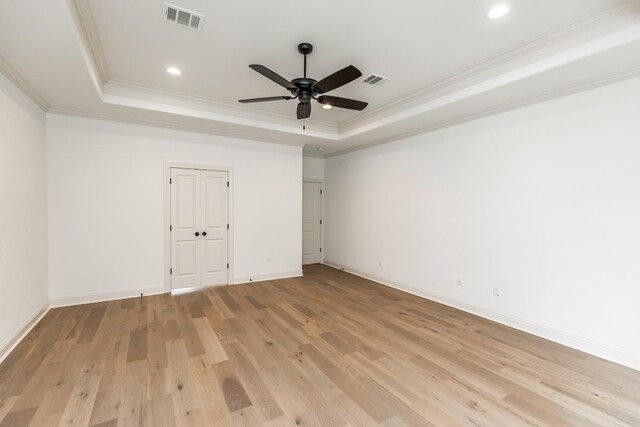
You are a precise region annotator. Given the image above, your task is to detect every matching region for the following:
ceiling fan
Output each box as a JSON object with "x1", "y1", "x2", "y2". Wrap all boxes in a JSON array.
[{"x1": 239, "y1": 43, "x2": 368, "y2": 120}]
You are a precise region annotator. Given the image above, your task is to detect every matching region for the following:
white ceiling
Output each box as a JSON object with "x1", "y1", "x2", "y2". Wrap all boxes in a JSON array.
[
  {"x1": 89, "y1": 0, "x2": 623, "y2": 123},
  {"x1": 2, "y1": 0, "x2": 640, "y2": 157}
]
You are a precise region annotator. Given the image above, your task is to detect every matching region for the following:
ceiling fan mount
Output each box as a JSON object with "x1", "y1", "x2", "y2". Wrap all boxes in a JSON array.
[
  {"x1": 297, "y1": 42, "x2": 313, "y2": 55},
  {"x1": 239, "y1": 42, "x2": 368, "y2": 120}
]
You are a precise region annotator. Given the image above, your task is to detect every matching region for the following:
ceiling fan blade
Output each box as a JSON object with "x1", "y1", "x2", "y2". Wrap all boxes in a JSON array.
[
  {"x1": 297, "y1": 102, "x2": 311, "y2": 120},
  {"x1": 239, "y1": 96, "x2": 292, "y2": 103},
  {"x1": 312, "y1": 65, "x2": 362, "y2": 94},
  {"x1": 317, "y1": 95, "x2": 368, "y2": 111},
  {"x1": 249, "y1": 65, "x2": 297, "y2": 91}
]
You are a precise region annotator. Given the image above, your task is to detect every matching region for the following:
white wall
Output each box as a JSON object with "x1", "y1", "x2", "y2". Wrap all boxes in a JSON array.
[
  {"x1": 303, "y1": 156, "x2": 324, "y2": 180},
  {"x1": 47, "y1": 114, "x2": 302, "y2": 303},
  {"x1": 0, "y1": 73, "x2": 48, "y2": 360},
  {"x1": 324, "y1": 77, "x2": 640, "y2": 370}
]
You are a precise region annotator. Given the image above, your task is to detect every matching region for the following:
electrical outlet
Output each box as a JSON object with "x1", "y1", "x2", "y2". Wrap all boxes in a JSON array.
[
  {"x1": 457, "y1": 279, "x2": 463, "y2": 287},
  {"x1": 493, "y1": 287, "x2": 501, "y2": 297},
  {"x1": 378, "y1": 260, "x2": 383, "y2": 267},
  {"x1": 267, "y1": 257, "x2": 272, "y2": 264}
]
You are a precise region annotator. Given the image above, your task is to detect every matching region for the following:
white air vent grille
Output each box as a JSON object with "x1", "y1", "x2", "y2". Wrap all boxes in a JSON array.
[
  {"x1": 189, "y1": 15, "x2": 201, "y2": 29},
  {"x1": 165, "y1": 3, "x2": 205, "y2": 32},
  {"x1": 166, "y1": 7, "x2": 177, "y2": 21},
  {"x1": 363, "y1": 74, "x2": 390, "y2": 86}
]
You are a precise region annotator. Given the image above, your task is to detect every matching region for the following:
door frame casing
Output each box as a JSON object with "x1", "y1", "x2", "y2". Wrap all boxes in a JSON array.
[
  {"x1": 302, "y1": 178, "x2": 324, "y2": 265},
  {"x1": 164, "y1": 162, "x2": 234, "y2": 292}
]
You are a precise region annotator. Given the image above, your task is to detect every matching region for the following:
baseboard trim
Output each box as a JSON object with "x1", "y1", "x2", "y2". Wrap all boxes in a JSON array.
[
  {"x1": 232, "y1": 270, "x2": 303, "y2": 285},
  {"x1": 0, "y1": 301, "x2": 50, "y2": 365},
  {"x1": 50, "y1": 286, "x2": 167, "y2": 308},
  {"x1": 322, "y1": 260, "x2": 640, "y2": 372},
  {"x1": 50, "y1": 270, "x2": 306, "y2": 306}
]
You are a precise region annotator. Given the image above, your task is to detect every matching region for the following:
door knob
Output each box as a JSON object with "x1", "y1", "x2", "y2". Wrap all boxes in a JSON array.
[
  {"x1": 202, "y1": 231, "x2": 207, "y2": 236},
  {"x1": 195, "y1": 232, "x2": 200, "y2": 237}
]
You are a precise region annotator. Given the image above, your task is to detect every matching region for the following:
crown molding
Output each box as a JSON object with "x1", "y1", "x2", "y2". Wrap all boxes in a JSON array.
[
  {"x1": 47, "y1": 108, "x2": 310, "y2": 148},
  {"x1": 107, "y1": 78, "x2": 337, "y2": 129},
  {"x1": 102, "y1": 84, "x2": 338, "y2": 140},
  {"x1": 0, "y1": 55, "x2": 50, "y2": 111},
  {"x1": 327, "y1": 66, "x2": 640, "y2": 158},
  {"x1": 68, "y1": 0, "x2": 110, "y2": 84}
]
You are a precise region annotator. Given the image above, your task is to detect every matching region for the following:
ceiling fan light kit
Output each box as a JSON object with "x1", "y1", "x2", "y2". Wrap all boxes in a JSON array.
[{"x1": 239, "y1": 42, "x2": 368, "y2": 121}]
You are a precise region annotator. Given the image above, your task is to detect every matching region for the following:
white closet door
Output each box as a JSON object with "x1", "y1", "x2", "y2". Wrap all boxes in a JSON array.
[
  {"x1": 302, "y1": 182, "x2": 322, "y2": 265},
  {"x1": 200, "y1": 170, "x2": 228, "y2": 286},
  {"x1": 171, "y1": 168, "x2": 202, "y2": 290}
]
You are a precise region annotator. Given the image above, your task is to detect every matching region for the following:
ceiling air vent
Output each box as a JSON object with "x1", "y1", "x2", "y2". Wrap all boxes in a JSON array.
[
  {"x1": 165, "y1": 3, "x2": 205, "y2": 32},
  {"x1": 362, "y1": 74, "x2": 390, "y2": 86}
]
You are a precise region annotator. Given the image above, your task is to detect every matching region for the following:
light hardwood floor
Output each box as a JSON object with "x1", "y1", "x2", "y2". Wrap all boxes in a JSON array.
[{"x1": 1, "y1": 264, "x2": 639, "y2": 426}]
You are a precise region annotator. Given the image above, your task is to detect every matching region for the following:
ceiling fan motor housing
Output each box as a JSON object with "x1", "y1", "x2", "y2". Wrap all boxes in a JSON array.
[{"x1": 290, "y1": 78, "x2": 317, "y2": 103}]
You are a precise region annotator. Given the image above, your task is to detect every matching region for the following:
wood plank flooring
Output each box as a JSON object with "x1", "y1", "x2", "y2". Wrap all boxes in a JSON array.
[{"x1": 1, "y1": 264, "x2": 639, "y2": 426}]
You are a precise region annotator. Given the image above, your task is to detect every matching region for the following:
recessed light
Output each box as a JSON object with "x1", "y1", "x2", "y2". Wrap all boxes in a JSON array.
[
  {"x1": 322, "y1": 104, "x2": 332, "y2": 110},
  {"x1": 167, "y1": 67, "x2": 182, "y2": 75},
  {"x1": 317, "y1": 147, "x2": 325, "y2": 152},
  {"x1": 487, "y1": 4, "x2": 509, "y2": 20}
]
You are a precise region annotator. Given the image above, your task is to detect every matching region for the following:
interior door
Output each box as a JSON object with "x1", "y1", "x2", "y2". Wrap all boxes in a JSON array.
[
  {"x1": 171, "y1": 168, "x2": 229, "y2": 290},
  {"x1": 171, "y1": 168, "x2": 201, "y2": 290},
  {"x1": 302, "y1": 181, "x2": 322, "y2": 265},
  {"x1": 200, "y1": 170, "x2": 228, "y2": 286}
]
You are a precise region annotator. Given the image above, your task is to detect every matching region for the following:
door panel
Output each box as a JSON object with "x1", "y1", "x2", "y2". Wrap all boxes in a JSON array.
[
  {"x1": 302, "y1": 182, "x2": 322, "y2": 265},
  {"x1": 200, "y1": 170, "x2": 228, "y2": 286},
  {"x1": 176, "y1": 175, "x2": 197, "y2": 228},
  {"x1": 171, "y1": 168, "x2": 201, "y2": 289},
  {"x1": 203, "y1": 174, "x2": 225, "y2": 228},
  {"x1": 302, "y1": 231, "x2": 315, "y2": 255},
  {"x1": 302, "y1": 188, "x2": 314, "y2": 223},
  {"x1": 176, "y1": 241, "x2": 197, "y2": 277},
  {"x1": 204, "y1": 238, "x2": 226, "y2": 274}
]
